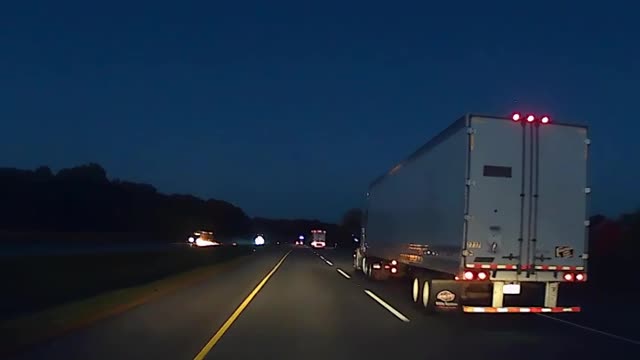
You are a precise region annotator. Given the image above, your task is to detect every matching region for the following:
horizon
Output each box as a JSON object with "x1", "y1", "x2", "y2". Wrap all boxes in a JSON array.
[{"x1": 2, "y1": 161, "x2": 636, "y2": 223}]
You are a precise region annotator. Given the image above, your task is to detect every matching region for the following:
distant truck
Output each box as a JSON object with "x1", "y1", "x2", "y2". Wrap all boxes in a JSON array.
[
  {"x1": 354, "y1": 113, "x2": 590, "y2": 313},
  {"x1": 310, "y1": 230, "x2": 327, "y2": 249}
]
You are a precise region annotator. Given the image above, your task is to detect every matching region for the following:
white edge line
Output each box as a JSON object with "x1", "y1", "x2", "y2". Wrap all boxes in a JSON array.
[
  {"x1": 325, "y1": 260, "x2": 334, "y2": 266},
  {"x1": 336, "y1": 268, "x2": 351, "y2": 279},
  {"x1": 364, "y1": 290, "x2": 410, "y2": 322},
  {"x1": 537, "y1": 314, "x2": 640, "y2": 346}
]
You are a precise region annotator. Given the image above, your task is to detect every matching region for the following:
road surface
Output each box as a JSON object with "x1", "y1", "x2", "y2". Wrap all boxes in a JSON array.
[{"x1": 10, "y1": 247, "x2": 639, "y2": 359}]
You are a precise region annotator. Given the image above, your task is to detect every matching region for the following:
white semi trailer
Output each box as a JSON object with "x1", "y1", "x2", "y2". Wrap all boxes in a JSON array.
[{"x1": 354, "y1": 113, "x2": 590, "y2": 313}]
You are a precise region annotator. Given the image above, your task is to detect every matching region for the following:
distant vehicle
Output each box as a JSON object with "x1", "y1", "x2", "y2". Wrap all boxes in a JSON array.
[
  {"x1": 295, "y1": 235, "x2": 305, "y2": 246},
  {"x1": 190, "y1": 231, "x2": 220, "y2": 247},
  {"x1": 254, "y1": 235, "x2": 265, "y2": 246},
  {"x1": 310, "y1": 230, "x2": 326, "y2": 249},
  {"x1": 354, "y1": 113, "x2": 589, "y2": 314}
]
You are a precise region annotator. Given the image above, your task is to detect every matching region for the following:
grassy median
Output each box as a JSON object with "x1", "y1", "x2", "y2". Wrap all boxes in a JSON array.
[{"x1": 0, "y1": 245, "x2": 253, "y2": 356}]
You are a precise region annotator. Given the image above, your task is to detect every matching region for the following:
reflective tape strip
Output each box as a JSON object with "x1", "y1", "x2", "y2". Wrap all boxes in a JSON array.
[
  {"x1": 465, "y1": 264, "x2": 587, "y2": 271},
  {"x1": 463, "y1": 306, "x2": 581, "y2": 313},
  {"x1": 466, "y1": 264, "x2": 517, "y2": 270}
]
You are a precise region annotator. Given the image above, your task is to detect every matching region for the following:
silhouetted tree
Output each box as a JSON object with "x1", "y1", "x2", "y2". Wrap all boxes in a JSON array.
[
  {"x1": 0, "y1": 164, "x2": 252, "y2": 240},
  {"x1": 34, "y1": 166, "x2": 53, "y2": 179},
  {"x1": 56, "y1": 163, "x2": 108, "y2": 183},
  {"x1": 340, "y1": 208, "x2": 362, "y2": 235}
]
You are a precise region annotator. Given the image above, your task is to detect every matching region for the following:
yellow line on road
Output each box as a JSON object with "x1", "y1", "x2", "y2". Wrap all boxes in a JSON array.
[{"x1": 193, "y1": 251, "x2": 291, "y2": 360}]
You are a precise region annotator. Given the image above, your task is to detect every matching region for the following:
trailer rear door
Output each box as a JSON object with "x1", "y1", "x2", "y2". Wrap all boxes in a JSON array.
[
  {"x1": 533, "y1": 124, "x2": 588, "y2": 270},
  {"x1": 466, "y1": 117, "x2": 526, "y2": 269},
  {"x1": 466, "y1": 116, "x2": 589, "y2": 272}
]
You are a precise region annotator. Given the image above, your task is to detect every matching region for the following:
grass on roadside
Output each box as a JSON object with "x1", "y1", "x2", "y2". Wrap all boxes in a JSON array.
[{"x1": 0, "y1": 247, "x2": 253, "y2": 356}]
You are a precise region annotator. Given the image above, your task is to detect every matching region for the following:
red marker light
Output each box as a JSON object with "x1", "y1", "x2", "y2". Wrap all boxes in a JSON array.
[
  {"x1": 512, "y1": 113, "x2": 521, "y2": 121},
  {"x1": 541, "y1": 116, "x2": 550, "y2": 124},
  {"x1": 526, "y1": 115, "x2": 535, "y2": 122},
  {"x1": 563, "y1": 273, "x2": 574, "y2": 281},
  {"x1": 576, "y1": 273, "x2": 585, "y2": 281},
  {"x1": 477, "y1": 271, "x2": 488, "y2": 280}
]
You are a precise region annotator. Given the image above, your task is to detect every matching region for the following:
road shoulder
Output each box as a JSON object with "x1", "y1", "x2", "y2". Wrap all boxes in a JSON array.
[{"x1": 0, "y1": 252, "x2": 253, "y2": 356}]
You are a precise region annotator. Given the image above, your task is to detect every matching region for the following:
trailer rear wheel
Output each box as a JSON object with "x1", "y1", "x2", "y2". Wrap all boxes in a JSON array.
[
  {"x1": 412, "y1": 277, "x2": 420, "y2": 304},
  {"x1": 361, "y1": 257, "x2": 368, "y2": 276},
  {"x1": 421, "y1": 279, "x2": 435, "y2": 313}
]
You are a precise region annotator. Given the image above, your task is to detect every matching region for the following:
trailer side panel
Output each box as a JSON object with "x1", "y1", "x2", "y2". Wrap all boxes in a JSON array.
[{"x1": 366, "y1": 119, "x2": 468, "y2": 275}]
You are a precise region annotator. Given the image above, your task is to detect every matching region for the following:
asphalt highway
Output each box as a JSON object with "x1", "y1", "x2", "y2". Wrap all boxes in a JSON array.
[{"x1": 10, "y1": 246, "x2": 639, "y2": 359}]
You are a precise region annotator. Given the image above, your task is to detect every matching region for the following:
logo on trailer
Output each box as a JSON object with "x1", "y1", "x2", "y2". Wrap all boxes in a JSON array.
[
  {"x1": 555, "y1": 246, "x2": 574, "y2": 258},
  {"x1": 436, "y1": 290, "x2": 456, "y2": 303}
]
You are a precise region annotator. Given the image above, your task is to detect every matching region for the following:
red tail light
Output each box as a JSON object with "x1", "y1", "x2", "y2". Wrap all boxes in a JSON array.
[
  {"x1": 391, "y1": 260, "x2": 397, "y2": 266},
  {"x1": 459, "y1": 270, "x2": 491, "y2": 281},
  {"x1": 575, "y1": 273, "x2": 586, "y2": 281},
  {"x1": 512, "y1": 113, "x2": 521, "y2": 121},
  {"x1": 541, "y1": 116, "x2": 550, "y2": 124},
  {"x1": 391, "y1": 267, "x2": 398, "y2": 274},
  {"x1": 384, "y1": 264, "x2": 390, "y2": 270},
  {"x1": 526, "y1": 115, "x2": 535, "y2": 122},
  {"x1": 563, "y1": 273, "x2": 574, "y2": 281}
]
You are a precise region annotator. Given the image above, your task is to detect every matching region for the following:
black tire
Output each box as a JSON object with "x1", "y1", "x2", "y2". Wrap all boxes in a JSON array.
[
  {"x1": 421, "y1": 278, "x2": 436, "y2": 313},
  {"x1": 412, "y1": 277, "x2": 421, "y2": 306},
  {"x1": 362, "y1": 257, "x2": 369, "y2": 277}
]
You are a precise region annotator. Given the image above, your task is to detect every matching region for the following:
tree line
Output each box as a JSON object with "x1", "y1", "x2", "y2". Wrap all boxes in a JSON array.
[
  {"x1": 3, "y1": 161, "x2": 634, "y2": 280},
  {"x1": 0, "y1": 164, "x2": 251, "y2": 240},
  {"x1": 0, "y1": 163, "x2": 360, "y2": 244},
  {"x1": 588, "y1": 212, "x2": 639, "y2": 285}
]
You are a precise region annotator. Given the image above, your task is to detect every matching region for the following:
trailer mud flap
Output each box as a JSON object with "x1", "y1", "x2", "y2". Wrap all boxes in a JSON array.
[{"x1": 431, "y1": 280, "x2": 462, "y2": 312}]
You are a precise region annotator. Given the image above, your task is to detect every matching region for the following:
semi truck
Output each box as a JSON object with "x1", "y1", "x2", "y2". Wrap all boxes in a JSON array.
[
  {"x1": 354, "y1": 113, "x2": 590, "y2": 314},
  {"x1": 310, "y1": 230, "x2": 327, "y2": 249}
]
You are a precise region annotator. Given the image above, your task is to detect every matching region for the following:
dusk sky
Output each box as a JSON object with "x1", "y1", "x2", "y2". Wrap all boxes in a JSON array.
[{"x1": 1, "y1": 1, "x2": 638, "y2": 222}]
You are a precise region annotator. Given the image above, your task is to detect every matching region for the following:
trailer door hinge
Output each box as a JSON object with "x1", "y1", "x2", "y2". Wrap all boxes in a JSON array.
[
  {"x1": 584, "y1": 138, "x2": 591, "y2": 145},
  {"x1": 584, "y1": 187, "x2": 591, "y2": 194},
  {"x1": 466, "y1": 179, "x2": 475, "y2": 186},
  {"x1": 584, "y1": 219, "x2": 590, "y2": 226},
  {"x1": 581, "y1": 253, "x2": 589, "y2": 260},
  {"x1": 466, "y1": 127, "x2": 476, "y2": 134},
  {"x1": 464, "y1": 214, "x2": 473, "y2": 221}
]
